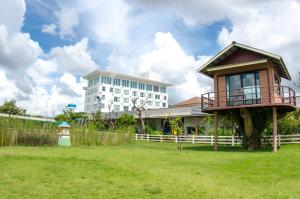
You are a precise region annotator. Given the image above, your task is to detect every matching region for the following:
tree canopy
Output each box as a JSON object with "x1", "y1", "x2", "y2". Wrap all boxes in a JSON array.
[{"x1": 0, "y1": 100, "x2": 26, "y2": 115}]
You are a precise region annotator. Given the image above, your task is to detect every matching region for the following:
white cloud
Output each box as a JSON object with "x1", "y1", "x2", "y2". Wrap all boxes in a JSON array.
[
  {"x1": 54, "y1": 8, "x2": 79, "y2": 39},
  {"x1": 0, "y1": 0, "x2": 26, "y2": 34},
  {"x1": 47, "y1": 37, "x2": 98, "y2": 75},
  {"x1": 138, "y1": 32, "x2": 211, "y2": 104},
  {"x1": 41, "y1": 23, "x2": 57, "y2": 36}
]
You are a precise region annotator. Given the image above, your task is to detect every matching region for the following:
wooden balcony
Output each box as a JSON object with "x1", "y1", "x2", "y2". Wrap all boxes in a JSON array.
[{"x1": 201, "y1": 85, "x2": 296, "y2": 112}]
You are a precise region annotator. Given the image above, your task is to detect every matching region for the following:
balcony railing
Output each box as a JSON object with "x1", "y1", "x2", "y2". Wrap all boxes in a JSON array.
[{"x1": 201, "y1": 85, "x2": 296, "y2": 111}]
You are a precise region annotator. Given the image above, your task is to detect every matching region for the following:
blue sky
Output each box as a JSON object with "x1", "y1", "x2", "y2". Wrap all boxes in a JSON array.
[{"x1": 0, "y1": 0, "x2": 300, "y2": 116}]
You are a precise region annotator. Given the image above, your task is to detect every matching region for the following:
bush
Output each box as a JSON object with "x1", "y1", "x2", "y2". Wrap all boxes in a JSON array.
[{"x1": 116, "y1": 113, "x2": 136, "y2": 128}]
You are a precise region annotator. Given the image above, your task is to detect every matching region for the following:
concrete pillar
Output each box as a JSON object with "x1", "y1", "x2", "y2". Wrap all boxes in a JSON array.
[
  {"x1": 214, "y1": 111, "x2": 218, "y2": 151},
  {"x1": 273, "y1": 107, "x2": 278, "y2": 153}
]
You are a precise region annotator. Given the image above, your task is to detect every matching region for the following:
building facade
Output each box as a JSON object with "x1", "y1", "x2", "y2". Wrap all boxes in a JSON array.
[{"x1": 83, "y1": 70, "x2": 171, "y2": 113}]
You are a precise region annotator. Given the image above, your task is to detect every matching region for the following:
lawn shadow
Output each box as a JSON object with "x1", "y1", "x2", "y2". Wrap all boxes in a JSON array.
[{"x1": 182, "y1": 145, "x2": 273, "y2": 153}]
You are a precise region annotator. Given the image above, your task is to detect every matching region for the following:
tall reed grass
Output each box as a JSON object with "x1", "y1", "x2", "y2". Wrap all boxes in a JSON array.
[{"x1": 0, "y1": 117, "x2": 134, "y2": 146}]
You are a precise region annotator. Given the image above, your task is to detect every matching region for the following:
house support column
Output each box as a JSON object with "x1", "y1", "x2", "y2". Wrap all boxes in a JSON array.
[
  {"x1": 272, "y1": 107, "x2": 278, "y2": 153},
  {"x1": 214, "y1": 111, "x2": 218, "y2": 151},
  {"x1": 195, "y1": 117, "x2": 199, "y2": 135}
]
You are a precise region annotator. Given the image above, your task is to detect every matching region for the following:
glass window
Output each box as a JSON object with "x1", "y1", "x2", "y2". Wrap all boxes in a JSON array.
[
  {"x1": 148, "y1": 101, "x2": 153, "y2": 106},
  {"x1": 138, "y1": 83, "x2": 145, "y2": 90},
  {"x1": 123, "y1": 90, "x2": 129, "y2": 95},
  {"x1": 163, "y1": 96, "x2": 167, "y2": 100},
  {"x1": 114, "y1": 88, "x2": 121, "y2": 94},
  {"x1": 122, "y1": 80, "x2": 129, "y2": 87},
  {"x1": 162, "y1": 102, "x2": 166, "y2": 107},
  {"x1": 140, "y1": 92, "x2": 145, "y2": 97},
  {"x1": 94, "y1": 76, "x2": 99, "y2": 84},
  {"x1": 102, "y1": 86, "x2": 106, "y2": 92},
  {"x1": 153, "y1": 85, "x2": 159, "y2": 92},
  {"x1": 160, "y1": 87, "x2": 166, "y2": 93},
  {"x1": 123, "y1": 98, "x2": 129, "y2": 103},
  {"x1": 146, "y1": 84, "x2": 153, "y2": 91},
  {"x1": 132, "y1": 91, "x2": 137, "y2": 96},
  {"x1": 88, "y1": 79, "x2": 93, "y2": 87},
  {"x1": 114, "y1": 97, "x2": 120, "y2": 102},
  {"x1": 123, "y1": 106, "x2": 129, "y2": 111},
  {"x1": 101, "y1": 76, "x2": 112, "y2": 84},
  {"x1": 113, "y1": 78, "x2": 121, "y2": 86},
  {"x1": 110, "y1": 87, "x2": 113, "y2": 92},
  {"x1": 155, "y1": 94, "x2": 160, "y2": 99},
  {"x1": 130, "y1": 81, "x2": 137, "y2": 89},
  {"x1": 155, "y1": 102, "x2": 160, "y2": 107},
  {"x1": 101, "y1": 95, "x2": 105, "y2": 100},
  {"x1": 114, "y1": 105, "x2": 120, "y2": 111},
  {"x1": 148, "y1": 93, "x2": 153, "y2": 98}
]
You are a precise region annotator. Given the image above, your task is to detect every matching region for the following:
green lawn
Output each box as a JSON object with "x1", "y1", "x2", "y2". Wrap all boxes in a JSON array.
[{"x1": 1, "y1": 143, "x2": 300, "y2": 199}]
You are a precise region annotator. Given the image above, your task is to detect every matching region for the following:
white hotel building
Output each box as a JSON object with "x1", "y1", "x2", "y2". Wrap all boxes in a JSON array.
[{"x1": 83, "y1": 70, "x2": 171, "y2": 113}]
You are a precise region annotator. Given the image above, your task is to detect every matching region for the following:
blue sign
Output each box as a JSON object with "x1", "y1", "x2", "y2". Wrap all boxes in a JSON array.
[{"x1": 67, "y1": 104, "x2": 76, "y2": 109}]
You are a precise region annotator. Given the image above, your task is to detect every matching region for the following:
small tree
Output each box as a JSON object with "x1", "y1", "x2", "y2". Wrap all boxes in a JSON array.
[
  {"x1": 116, "y1": 113, "x2": 136, "y2": 129},
  {"x1": 0, "y1": 100, "x2": 26, "y2": 115},
  {"x1": 132, "y1": 97, "x2": 148, "y2": 134},
  {"x1": 168, "y1": 116, "x2": 184, "y2": 150},
  {"x1": 92, "y1": 111, "x2": 105, "y2": 130}
]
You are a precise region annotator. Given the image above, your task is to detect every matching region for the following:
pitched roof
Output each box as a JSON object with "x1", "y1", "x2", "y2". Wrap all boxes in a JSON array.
[
  {"x1": 197, "y1": 41, "x2": 291, "y2": 80},
  {"x1": 173, "y1": 97, "x2": 202, "y2": 107},
  {"x1": 58, "y1": 121, "x2": 70, "y2": 128}
]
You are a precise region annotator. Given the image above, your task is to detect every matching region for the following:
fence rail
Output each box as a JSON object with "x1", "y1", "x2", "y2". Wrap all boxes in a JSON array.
[{"x1": 135, "y1": 134, "x2": 300, "y2": 145}]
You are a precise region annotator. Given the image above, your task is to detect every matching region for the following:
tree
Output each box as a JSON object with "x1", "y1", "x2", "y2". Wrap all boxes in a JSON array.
[
  {"x1": 132, "y1": 97, "x2": 148, "y2": 133},
  {"x1": 92, "y1": 111, "x2": 105, "y2": 130},
  {"x1": 55, "y1": 108, "x2": 88, "y2": 126},
  {"x1": 116, "y1": 113, "x2": 136, "y2": 129},
  {"x1": 0, "y1": 100, "x2": 26, "y2": 115},
  {"x1": 168, "y1": 116, "x2": 184, "y2": 150}
]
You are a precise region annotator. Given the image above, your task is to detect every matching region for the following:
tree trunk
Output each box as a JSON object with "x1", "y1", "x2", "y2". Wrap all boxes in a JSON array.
[{"x1": 240, "y1": 108, "x2": 260, "y2": 150}]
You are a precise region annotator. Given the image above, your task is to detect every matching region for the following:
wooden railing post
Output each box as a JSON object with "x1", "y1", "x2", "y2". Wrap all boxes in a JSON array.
[
  {"x1": 232, "y1": 135, "x2": 235, "y2": 146},
  {"x1": 160, "y1": 135, "x2": 163, "y2": 142},
  {"x1": 210, "y1": 135, "x2": 213, "y2": 146},
  {"x1": 147, "y1": 134, "x2": 149, "y2": 142}
]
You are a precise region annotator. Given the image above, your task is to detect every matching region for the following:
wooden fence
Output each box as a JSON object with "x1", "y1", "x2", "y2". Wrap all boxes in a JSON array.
[{"x1": 135, "y1": 134, "x2": 300, "y2": 146}]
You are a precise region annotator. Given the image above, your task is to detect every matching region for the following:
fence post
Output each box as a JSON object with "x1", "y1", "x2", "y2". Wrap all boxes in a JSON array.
[
  {"x1": 135, "y1": 134, "x2": 137, "y2": 141},
  {"x1": 232, "y1": 135, "x2": 235, "y2": 146},
  {"x1": 160, "y1": 135, "x2": 163, "y2": 142},
  {"x1": 192, "y1": 135, "x2": 195, "y2": 144},
  {"x1": 210, "y1": 135, "x2": 213, "y2": 145},
  {"x1": 278, "y1": 135, "x2": 281, "y2": 147},
  {"x1": 175, "y1": 136, "x2": 178, "y2": 143},
  {"x1": 147, "y1": 134, "x2": 149, "y2": 142}
]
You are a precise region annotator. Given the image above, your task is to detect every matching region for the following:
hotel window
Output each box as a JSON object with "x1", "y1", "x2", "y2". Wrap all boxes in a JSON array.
[
  {"x1": 160, "y1": 87, "x2": 166, "y2": 93},
  {"x1": 140, "y1": 100, "x2": 146, "y2": 105},
  {"x1": 138, "y1": 83, "x2": 145, "y2": 90},
  {"x1": 146, "y1": 84, "x2": 153, "y2": 91},
  {"x1": 153, "y1": 85, "x2": 159, "y2": 92},
  {"x1": 102, "y1": 86, "x2": 106, "y2": 91},
  {"x1": 123, "y1": 106, "x2": 129, "y2": 111},
  {"x1": 130, "y1": 81, "x2": 137, "y2": 89},
  {"x1": 114, "y1": 88, "x2": 121, "y2": 94},
  {"x1": 113, "y1": 78, "x2": 121, "y2": 86},
  {"x1": 132, "y1": 91, "x2": 137, "y2": 97},
  {"x1": 155, "y1": 102, "x2": 160, "y2": 107},
  {"x1": 140, "y1": 92, "x2": 145, "y2": 97},
  {"x1": 123, "y1": 98, "x2": 129, "y2": 103},
  {"x1": 88, "y1": 79, "x2": 93, "y2": 86},
  {"x1": 94, "y1": 76, "x2": 99, "y2": 84},
  {"x1": 122, "y1": 79, "x2": 129, "y2": 87},
  {"x1": 162, "y1": 102, "x2": 166, "y2": 108},
  {"x1": 101, "y1": 103, "x2": 105, "y2": 108},
  {"x1": 163, "y1": 96, "x2": 167, "y2": 100},
  {"x1": 123, "y1": 90, "x2": 129, "y2": 95},
  {"x1": 87, "y1": 105, "x2": 90, "y2": 110},
  {"x1": 155, "y1": 94, "x2": 160, "y2": 99},
  {"x1": 148, "y1": 101, "x2": 153, "y2": 106},
  {"x1": 114, "y1": 105, "x2": 120, "y2": 111},
  {"x1": 114, "y1": 97, "x2": 120, "y2": 102},
  {"x1": 101, "y1": 76, "x2": 112, "y2": 84},
  {"x1": 101, "y1": 95, "x2": 105, "y2": 100},
  {"x1": 148, "y1": 93, "x2": 153, "y2": 98},
  {"x1": 93, "y1": 104, "x2": 97, "y2": 109},
  {"x1": 110, "y1": 87, "x2": 113, "y2": 92}
]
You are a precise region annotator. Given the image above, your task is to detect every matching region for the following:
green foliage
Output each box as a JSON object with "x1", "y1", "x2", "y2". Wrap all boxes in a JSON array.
[
  {"x1": 145, "y1": 125, "x2": 162, "y2": 135},
  {"x1": 91, "y1": 111, "x2": 106, "y2": 130},
  {"x1": 168, "y1": 116, "x2": 183, "y2": 136},
  {"x1": 0, "y1": 100, "x2": 26, "y2": 115},
  {"x1": 279, "y1": 108, "x2": 300, "y2": 135},
  {"x1": 116, "y1": 113, "x2": 136, "y2": 128},
  {"x1": 55, "y1": 108, "x2": 88, "y2": 126}
]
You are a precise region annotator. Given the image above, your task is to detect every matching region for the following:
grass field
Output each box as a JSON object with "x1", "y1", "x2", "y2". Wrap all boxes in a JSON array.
[{"x1": 1, "y1": 143, "x2": 300, "y2": 198}]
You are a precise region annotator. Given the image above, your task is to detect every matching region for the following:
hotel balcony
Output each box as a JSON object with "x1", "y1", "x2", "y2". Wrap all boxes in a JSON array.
[{"x1": 201, "y1": 85, "x2": 296, "y2": 113}]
